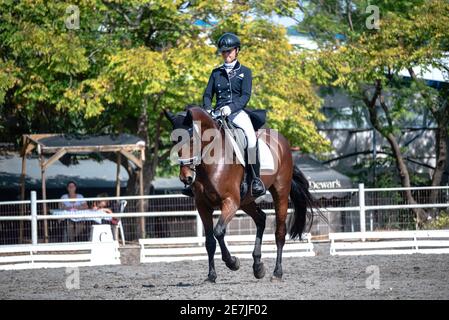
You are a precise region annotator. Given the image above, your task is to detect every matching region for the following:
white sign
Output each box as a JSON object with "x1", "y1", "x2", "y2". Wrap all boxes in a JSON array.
[{"x1": 90, "y1": 225, "x2": 119, "y2": 265}]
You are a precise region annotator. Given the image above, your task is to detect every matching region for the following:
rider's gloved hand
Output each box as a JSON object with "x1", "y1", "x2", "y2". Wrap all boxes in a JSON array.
[
  {"x1": 219, "y1": 105, "x2": 232, "y2": 116},
  {"x1": 205, "y1": 109, "x2": 218, "y2": 119}
]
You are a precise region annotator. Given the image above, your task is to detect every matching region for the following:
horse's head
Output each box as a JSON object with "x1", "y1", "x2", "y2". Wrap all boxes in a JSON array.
[{"x1": 164, "y1": 105, "x2": 217, "y2": 186}]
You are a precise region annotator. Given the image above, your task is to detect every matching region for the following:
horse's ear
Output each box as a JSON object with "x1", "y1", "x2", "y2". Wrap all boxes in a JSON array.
[
  {"x1": 163, "y1": 109, "x2": 176, "y2": 126},
  {"x1": 183, "y1": 109, "x2": 193, "y2": 127}
]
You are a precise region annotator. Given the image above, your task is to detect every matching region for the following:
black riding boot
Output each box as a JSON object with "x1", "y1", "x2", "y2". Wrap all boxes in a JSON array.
[
  {"x1": 249, "y1": 145, "x2": 266, "y2": 197},
  {"x1": 182, "y1": 185, "x2": 194, "y2": 197}
]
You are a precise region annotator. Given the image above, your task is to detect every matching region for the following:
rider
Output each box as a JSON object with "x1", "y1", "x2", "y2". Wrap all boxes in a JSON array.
[{"x1": 182, "y1": 32, "x2": 266, "y2": 198}]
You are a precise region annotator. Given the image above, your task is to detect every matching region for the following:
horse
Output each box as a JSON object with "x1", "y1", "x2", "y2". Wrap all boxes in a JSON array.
[{"x1": 164, "y1": 105, "x2": 315, "y2": 282}]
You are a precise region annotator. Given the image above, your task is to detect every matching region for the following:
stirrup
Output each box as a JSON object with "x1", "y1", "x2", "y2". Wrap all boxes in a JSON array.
[
  {"x1": 240, "y1": 181, "x2": 248, "y2": 198},
  {"x1": 251, "y1": 177, "x2": 266, "y2": 197}
]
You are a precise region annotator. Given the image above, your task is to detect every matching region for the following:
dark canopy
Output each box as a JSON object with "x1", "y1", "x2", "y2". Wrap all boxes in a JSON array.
[
  {"x1": 38, "y1": 134, "x2": 142, "y2": 148},
  {"x1": 293, "y1": 152, "x2": 353, "y2": 199},
  {"x1": 19, "y1": 133, "x2": 147, "y2": 241}
]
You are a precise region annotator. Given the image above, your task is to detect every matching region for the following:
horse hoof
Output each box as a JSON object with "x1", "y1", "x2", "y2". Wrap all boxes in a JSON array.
[
  {"x1": 254, "y1": 263, "x2": 265, "y2": 279},
  {"x1": 226, "y1": 256, "x2": 240, "y2": 271},
  {"x1": 270, "y1": 275, "x2": 283, "y2": 282},
  {"x1": 253, "y1": 263, "x2": 266, "y2": 279},
  {"x1": 205, "y1": 275, "x2": 216, "y2": 283}
]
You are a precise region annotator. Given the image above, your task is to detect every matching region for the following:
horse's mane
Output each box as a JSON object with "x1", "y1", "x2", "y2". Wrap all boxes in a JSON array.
[
  {"x1": 182, "y1": 104, "x2": 217, "y2": 130},
  {"x1": 185, "y1": 104, "x2": 200, "y2": 110}
]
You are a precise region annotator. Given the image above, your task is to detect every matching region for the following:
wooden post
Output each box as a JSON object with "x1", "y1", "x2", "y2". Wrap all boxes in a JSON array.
[
  {"x1": 42, "y1": 148, "x2": 67, "y2": 170},
  {"x1": 121, "y1": 147, "x2": 146, "y2": 239},
  {"x1": 19, "y1": 136, "x2": 36, "y2": 244},
  {"x1": 40, "y1": 152, "x2": 48, "y2": 243},
  {"x1": 19, "y1": 144, "x2": 27, "y2": 244},
  {"x1": 20, "y1": 148, "x2": 27, "y2": 201},
  {"x1": 115, "y1": 152, "x2": 121, "y2": 242},
  {"x1": 115, "y1": 152, "x2": 121, "y2": 198}
]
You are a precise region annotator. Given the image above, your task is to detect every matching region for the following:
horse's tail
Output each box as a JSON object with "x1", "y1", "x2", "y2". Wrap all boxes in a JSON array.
[{"x1": 288, "y1": 166, "x2": 320, "y2": 240}]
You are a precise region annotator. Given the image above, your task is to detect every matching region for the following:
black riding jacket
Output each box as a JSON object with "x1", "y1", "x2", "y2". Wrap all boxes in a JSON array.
[{"x1": 202, "y1": 60, "x2": 252, "y2": 114}]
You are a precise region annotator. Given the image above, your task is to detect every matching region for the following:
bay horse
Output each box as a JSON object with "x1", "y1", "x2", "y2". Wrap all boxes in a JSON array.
[{"x1": 164, "y1": 106, "x2": 315, "y2": 282}]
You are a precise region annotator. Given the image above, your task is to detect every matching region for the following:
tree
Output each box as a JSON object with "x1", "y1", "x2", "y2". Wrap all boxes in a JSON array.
[
  {"x1": 298, "y1": 0, "x2": 449, "y2": 226},
  {"x1": 1, "y1": 0, "x2": 330, "y2": 195},
  {"x1": 0, "y1": 1, "x2": 102, "y2": 136}
]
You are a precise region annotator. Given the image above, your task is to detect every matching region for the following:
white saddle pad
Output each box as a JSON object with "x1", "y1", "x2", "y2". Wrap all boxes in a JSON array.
[
  {"x1": 225, "y1": 129, "x2": 275, "y2": 172},
  {"x1": 258, "y1": 139, "x2": 275, "y2": 171}
]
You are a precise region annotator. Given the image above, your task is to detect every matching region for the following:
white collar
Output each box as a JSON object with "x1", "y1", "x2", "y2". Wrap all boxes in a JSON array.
[{"x1": 223, "y1": 60, "x2": 237, "y2": 69}]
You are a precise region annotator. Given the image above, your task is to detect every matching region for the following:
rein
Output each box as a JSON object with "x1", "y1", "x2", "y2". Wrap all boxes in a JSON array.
[{"x1": 177, "y1": 112, "x2": 226, "y2": 182}]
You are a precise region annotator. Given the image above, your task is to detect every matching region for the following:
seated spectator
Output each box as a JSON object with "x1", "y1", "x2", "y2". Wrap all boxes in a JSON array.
[
  {"x1": 92, "y1": 193, "x2": 118, "y2": 225},
  {"x1": 59, "y1": 180, "x2": 88, "y2": 210}
]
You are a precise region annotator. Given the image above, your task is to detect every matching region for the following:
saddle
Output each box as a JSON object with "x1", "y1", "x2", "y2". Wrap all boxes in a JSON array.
[
  {"x1": 219, "y1": 108, "x2": 267, "y2": 198},
  {"x1": 218, "y1": 108, "x2": 266, "y2": 153}
]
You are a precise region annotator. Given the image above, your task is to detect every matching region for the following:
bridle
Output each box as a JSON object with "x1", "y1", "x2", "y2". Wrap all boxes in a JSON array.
[{"x1": 177, "y1": 111, "x2": 226, "y2": 184}]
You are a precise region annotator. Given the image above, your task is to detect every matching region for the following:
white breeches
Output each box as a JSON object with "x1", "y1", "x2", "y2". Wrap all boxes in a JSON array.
[{"x1": 229, "y1": 110, "x2": 257, "y2": 149}]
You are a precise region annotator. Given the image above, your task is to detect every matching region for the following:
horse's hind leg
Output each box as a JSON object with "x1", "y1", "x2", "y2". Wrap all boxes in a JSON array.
[
  {"x1": 214, "y1": 197, "x2": 240, "y2": 271},
  {"x1": 241, "y1": 202, "x2": 267, "y2": 279},
  {"x1": 270, "y1": 184, "x2": 290, "y2": 281}
]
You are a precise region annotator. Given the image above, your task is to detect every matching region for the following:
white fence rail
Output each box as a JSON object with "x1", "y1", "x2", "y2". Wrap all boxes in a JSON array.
[
  {"x1": 0, "y1": 241, "x2": 120, "y2": 270},
  {"x1": 139, "y1": 233, "x2": 314, "y2": 263},
  {"x1": 329, "y1": 230, "x2": 449, "y2": 256}
]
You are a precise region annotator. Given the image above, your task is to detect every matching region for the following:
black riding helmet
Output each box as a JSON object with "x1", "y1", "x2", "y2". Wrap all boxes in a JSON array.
[{"x1": 217, "y1": 33, "x2": 241, "y2": 53}]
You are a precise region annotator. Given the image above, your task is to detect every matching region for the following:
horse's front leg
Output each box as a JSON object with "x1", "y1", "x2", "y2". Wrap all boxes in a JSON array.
[
  {"x1": 241, "y1": 203, "x2": 267, "y2": 279},
  {"x1": 197, "y1": 202, "x2": 217, "y2": 282},
  {"x1": 214, "y1": 197, "x2": 240, "y2": 271}
]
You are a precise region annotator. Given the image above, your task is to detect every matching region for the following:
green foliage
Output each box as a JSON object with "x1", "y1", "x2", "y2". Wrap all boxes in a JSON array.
[
  {"x1": 425, "y1": 211, "x2": 449, "y2": 230},
  {"x1": 0, "y1": 1, "x2": 334, "y2": 195},
  {"x1": 0, "y1": 60, "x2": 18, "y2": 105},
  {"x1": 299, "y1": 0, "x2": 449, "y2": 189},
  {"x1": 0, "y1": 0, "x2": 112, "y2": 139},
  {"x1": 0, "y1": 0, "x2": 330, "y2": 157}
]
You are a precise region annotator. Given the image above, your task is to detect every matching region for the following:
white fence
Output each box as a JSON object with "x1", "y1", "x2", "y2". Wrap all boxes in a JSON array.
[
  {"x1": 4, "y1": 182, "x2": 443, "y2": 242},
  {"x1": 2, "y1": 183, "x2": 449, "y2": 243},
  {"x1": 329, "y1": 230, "x2": 449, "y2": 256},
  {"x1": 140, "y1": 233, "x2": 315, "y2": 263},
  {"x1": 0, "y1": 184, "x2": 449, "y2": 269},
  {"x1": 0, "y1": 241, "x2": 120, "y2": 270}
]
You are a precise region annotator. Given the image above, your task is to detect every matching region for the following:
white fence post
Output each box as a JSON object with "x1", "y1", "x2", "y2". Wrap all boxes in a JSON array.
[
  {"x1": 196, "y1": 213, "x2": 203, "y2": 236},
  {"x1": 359, "y1": 183, "x2": 366, "y2": 239},
  {"x1": 196, "y1": 213, "x2": 203, "y2": 244},
  {"x1": 31, "y1": 191, "x2": 38, "y2": 245}
]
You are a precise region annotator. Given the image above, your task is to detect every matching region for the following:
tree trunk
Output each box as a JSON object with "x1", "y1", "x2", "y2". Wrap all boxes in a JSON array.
[
  {"x1": 384, "y1": 132, "x2": 427, "y2": 225},
  {"x1": 125, "y1": 167, "x2": 138, "y2": 195},
  {"x1": 429, "y1": 110, "x2": 449, "y2": 205},
  {"x1": 442, "y1": 132, "x2": 449, "y2": 187},
  {"x1": 431, "y1": 126, "x2": 448, "y2": 186},
  {"x1": 141, "y1": 103, "x2": 165, "y2": 195},
  {"x1": 125, "y1": 98, "x2": 166, "y2": 196},
  {"x1": 125, "y1": 97, "x2": 152, "y2": 196},
  {"x1": 408, "y1": 68, "x2": 449, "y2": 208},
  {"x1": 363, "y1": 82, "x2": 427, "y2": 227}
]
